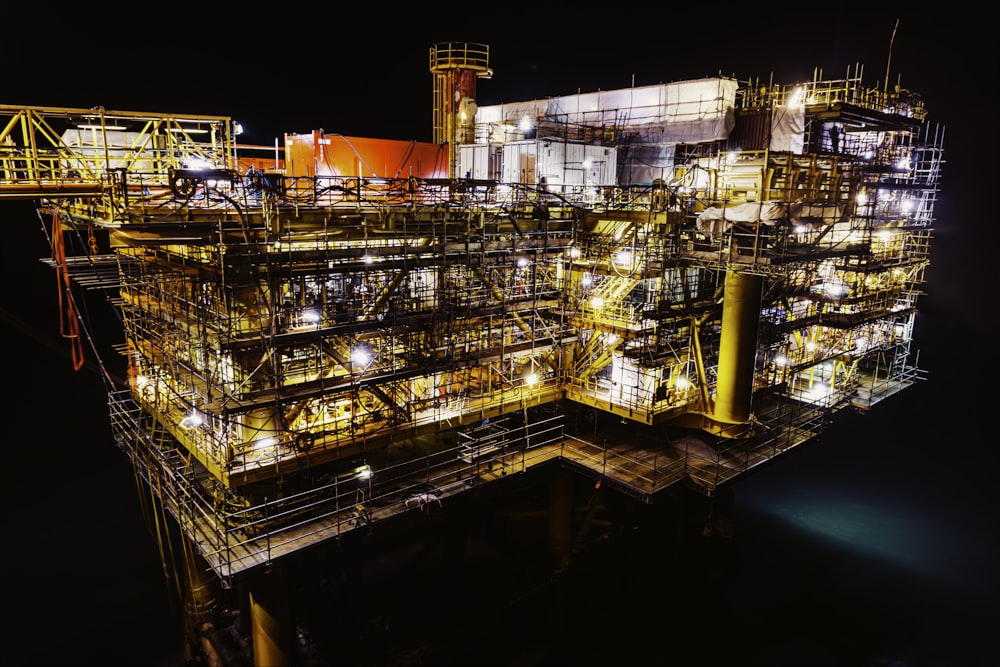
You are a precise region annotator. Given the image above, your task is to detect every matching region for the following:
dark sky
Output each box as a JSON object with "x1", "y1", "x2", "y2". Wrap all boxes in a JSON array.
[{"x1": 3, "y1": 12, "x2": 974, "y2": 144}]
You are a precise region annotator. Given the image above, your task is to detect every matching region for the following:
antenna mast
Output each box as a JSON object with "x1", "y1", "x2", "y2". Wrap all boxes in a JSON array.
[{"x1": 884, "y1": 18, "x2": 900, "y2": 94}]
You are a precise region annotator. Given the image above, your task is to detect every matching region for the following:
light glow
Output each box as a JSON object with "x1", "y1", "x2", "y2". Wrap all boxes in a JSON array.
[
  {"x1": 351, "y1": 345, "x2": 371, "y2": 366},
  {"x1": 76, "y1": 124, "x2": 128, "y2": 131},
  {"x1": 179, "y1": 411, "x2": 203, "y2": 429}
]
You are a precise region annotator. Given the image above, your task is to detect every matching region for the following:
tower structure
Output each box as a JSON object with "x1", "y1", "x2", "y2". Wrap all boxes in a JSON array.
[{"x1": 430, "y1": 41, "x2": 493, "y2": 178}]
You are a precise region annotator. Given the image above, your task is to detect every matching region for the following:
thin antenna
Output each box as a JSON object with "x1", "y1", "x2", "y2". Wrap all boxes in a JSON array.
[{"x1": 884, "y1": 18, "x2": 900, "y2": 94}]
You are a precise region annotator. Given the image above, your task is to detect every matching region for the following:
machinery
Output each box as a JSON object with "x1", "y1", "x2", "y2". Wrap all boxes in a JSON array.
[{"x1": 0, "y1": 41, "x2": 942, "y2": 665}]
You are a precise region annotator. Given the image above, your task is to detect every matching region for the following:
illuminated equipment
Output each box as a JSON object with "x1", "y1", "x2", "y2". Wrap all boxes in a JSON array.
[{"x1": 0, "y1": 50, "x2": 941, "y2": 666}]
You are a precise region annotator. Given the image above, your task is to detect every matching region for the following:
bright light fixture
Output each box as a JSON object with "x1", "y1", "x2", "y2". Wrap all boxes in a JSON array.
[
  {"x1": 182, "y1": 158, "x2": 213, "y2": 170},
  {"x1": 179, "y1": 411, "x2": 203, "y2": 429},
  {"x1": 351, "y1": 345, "x2": 371, "y2": 365},
  {"x1": 76, "y1": 124, "x2": 128, "y2": 131}
]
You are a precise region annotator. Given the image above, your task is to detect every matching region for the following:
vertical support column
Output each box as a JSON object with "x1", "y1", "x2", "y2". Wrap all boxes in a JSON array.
[
  {"x1": 714, "y1": 270, "x2": 763, "y2": 426},
  {"x1": 547, "y1": 467, "x2": 574, "y2": 574},
  {"x1": 182, "y1": 542, "x2": 219, "y2": 664},
  {"x1": 247, "y1": 568, "x2": 293, "y2": 667}
]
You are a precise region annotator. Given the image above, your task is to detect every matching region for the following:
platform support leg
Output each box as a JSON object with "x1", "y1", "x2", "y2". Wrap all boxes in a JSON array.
[
  {"x1": 247, "y1": 567, "x2": 293, "y2": 667},
  {"x1": 715, "y1": 270, "x2": 763, "y2": 425},
  {"x1": 548, "y1": 467, "x2": 574, "y2": 574},
  {"x1": 180, "y1": 538, "x2": 224, "y2": 664}
]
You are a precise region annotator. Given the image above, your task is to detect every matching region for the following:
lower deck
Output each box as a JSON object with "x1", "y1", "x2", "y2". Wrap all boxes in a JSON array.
[{"x1": 110, "y1": 387, "x2": 848, "y2": 582}]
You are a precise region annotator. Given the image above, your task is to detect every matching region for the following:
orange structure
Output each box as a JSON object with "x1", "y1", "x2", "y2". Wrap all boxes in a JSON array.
[{"x1": 284, "y1": 131, "x2": 449, "y2": 179}]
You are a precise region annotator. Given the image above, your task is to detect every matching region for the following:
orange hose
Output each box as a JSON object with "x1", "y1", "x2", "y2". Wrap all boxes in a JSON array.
[{"x1": 51, "y1": 209, "x2": 85, "y2": 371}]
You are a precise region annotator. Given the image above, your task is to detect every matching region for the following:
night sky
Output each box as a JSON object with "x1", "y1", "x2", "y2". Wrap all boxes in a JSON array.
[{"x1": 1, "y1": 10, "x2": 996, "y2": 667}]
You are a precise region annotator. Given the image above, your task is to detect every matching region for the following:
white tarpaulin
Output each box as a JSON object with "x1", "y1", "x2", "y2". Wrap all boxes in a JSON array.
[
  {"x1": 790, "y1": 202, "x2": 844, "y2": 224},
  {"x1": 696, "y1": 201, "x2": 844, "y2": 238},
  {"x1": 769, "y1": 104, "x2": 805, "y2": 153},
  {"x1": 696, "y1": 202, "x2": 788, "y2": 237},
  {"x1": 477, "y1": 77, "x2": 737, "y2": 146}
]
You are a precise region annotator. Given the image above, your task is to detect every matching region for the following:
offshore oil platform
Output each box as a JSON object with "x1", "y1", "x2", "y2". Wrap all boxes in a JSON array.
[{"x1": 0, "y1": 42, "x2": 942, "y2": 665}]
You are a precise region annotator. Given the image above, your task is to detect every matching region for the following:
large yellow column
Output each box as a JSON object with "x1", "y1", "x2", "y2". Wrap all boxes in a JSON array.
[
  {"x1": 247, "y1": 569, "x2": 293, "y2": 667},
  {"x1": 714, "y1": 270, "x2": 763, "y2": 425}
]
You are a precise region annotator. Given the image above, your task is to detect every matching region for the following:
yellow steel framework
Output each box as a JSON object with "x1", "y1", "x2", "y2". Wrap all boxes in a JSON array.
[{"x1": 1, "y1": 63, "x2": 940, "y2": 591}]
